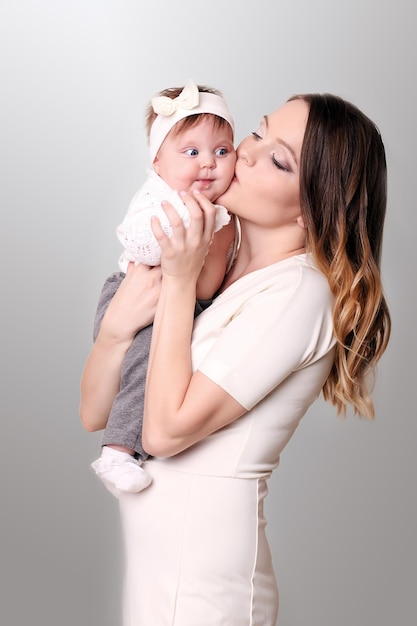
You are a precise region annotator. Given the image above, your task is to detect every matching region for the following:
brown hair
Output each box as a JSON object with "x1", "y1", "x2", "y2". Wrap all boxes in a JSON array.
[
  {"x1": 144, "y1": 84, "x2": 232, "y2": 142},
  {"x1": 289, "y1": 93, "x2": 391, "y2": 417}
]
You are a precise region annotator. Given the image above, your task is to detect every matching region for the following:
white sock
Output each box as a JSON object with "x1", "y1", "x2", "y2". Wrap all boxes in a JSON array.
[
  {"x1": 100, "y1": 446, "x2": 134, "y2": 461},
  {"x1": 91, "y1": 446, "x2": 152, "y2": 493}
]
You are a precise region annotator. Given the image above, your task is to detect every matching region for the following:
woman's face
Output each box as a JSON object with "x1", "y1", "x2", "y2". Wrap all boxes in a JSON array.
[{"x1": 218, "y1": 98, "x2": 309, "y2": 228}]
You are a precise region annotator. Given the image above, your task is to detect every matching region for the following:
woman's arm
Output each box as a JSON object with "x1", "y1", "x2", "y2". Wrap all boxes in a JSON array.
[
  {"x1": 79, "y1": 332, "x2": 131, "y2": 432},
  {"x1": 143, "y1": 192, "x2": 246, "y2": 458},
  {"x1": 79, "y1": 263, "x2": 161, "y2": 432}
]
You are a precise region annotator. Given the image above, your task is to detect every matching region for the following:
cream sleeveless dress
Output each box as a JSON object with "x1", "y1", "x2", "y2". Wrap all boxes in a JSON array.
[{"x1": 117, "y1": 253, "x2": 336, "y2": 626}]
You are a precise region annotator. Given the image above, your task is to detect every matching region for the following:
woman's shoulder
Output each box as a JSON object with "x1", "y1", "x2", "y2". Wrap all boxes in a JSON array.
[
  {"x1": 271, "y1": 253, "x2": 333, "y2": 313},
  {"x1": 290, "y1": 253, "x2": 331, "y2": 290},
  {"x1": 244, "y1": 253, "x2": 330, "y2": 296},
  {"x1": 205, "y1": 253, "x2": 332, "y2": 325},
  {"x1": 215, "y1": 255, "x2": 333, "y2": 340}
]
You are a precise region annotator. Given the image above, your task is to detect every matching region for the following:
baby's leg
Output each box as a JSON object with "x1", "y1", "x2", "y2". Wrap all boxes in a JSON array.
[
  {"x1": 92, "y1": 324, "x2": 154, "y2": 492},
  {"x1": 106, "y1": 444, "x2": 135, "y2": 454},
  {"x1": 90, "y1": 274, "x2": 152, "y2": 493}
]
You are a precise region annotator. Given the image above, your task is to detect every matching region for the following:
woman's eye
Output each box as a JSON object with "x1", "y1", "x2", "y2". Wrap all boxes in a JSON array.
[
  {"x1": 185, "y1": 148, "x2": 199, "y2": 156},
  {"x1": 215, "y1": 147, "x2": 228, "y2": 156},
  {"x1": 251, "y1": 131, "x2": 262, "y2": 140},
  {"x1": 272, "y1": 155, "x2": 290, "y2": 172}
]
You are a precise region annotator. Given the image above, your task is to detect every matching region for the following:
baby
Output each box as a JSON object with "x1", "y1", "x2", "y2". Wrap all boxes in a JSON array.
[{"x1": 91, "y1": 80, "x2": 238, "y2": 492}]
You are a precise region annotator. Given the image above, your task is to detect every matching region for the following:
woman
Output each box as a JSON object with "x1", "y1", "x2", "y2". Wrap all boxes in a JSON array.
[{"x1": 80, "y1": 93, "x2": 391, "y2": 625}]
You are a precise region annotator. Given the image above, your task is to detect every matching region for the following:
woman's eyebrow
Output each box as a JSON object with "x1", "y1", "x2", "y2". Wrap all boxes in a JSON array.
[{"x1": 263, "y1": 115, "x2": 298, "y2": 165}]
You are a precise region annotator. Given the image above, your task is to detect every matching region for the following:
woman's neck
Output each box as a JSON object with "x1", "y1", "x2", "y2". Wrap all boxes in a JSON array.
[{"x1": 220, "y1": 217, "x2": 306, "y2": 291}]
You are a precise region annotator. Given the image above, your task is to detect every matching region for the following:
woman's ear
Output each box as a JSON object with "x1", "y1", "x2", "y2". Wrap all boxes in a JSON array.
[
  {"x1": 296, "y1": 215, "x2": 305, "y2": 229},
  {"x1": 153, "y1": 157, "x2": 159, "y2": 174}
]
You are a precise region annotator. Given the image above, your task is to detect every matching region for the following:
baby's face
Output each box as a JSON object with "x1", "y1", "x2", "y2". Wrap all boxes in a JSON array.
[{"x1": 153, "y1": 117, "x2": 236, "y2": 202}]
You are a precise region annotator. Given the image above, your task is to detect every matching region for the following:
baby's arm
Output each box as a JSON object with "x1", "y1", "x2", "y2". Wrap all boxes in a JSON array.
[{"x1": 196, "y1": 219, "x2": 236, "y2": 300}]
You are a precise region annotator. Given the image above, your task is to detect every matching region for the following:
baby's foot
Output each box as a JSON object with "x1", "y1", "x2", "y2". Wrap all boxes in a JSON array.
[{"x1": 91, "y1": 447, "x2": 152, "y2": 493}]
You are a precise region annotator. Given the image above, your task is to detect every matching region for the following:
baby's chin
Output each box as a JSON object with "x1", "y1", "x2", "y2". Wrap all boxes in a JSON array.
[
  {"x1": 215, "y1": 187, "x2": 230, "y2": 206},
  {"x1": 187, "y1": 181, "x2": 224, "y2": 203},
  {"x1": 215, "y1": 177, "x2": 236, "y2": 206},
  {"x1": 209, "y1": 185, "x2": 233, "y2": 205}
]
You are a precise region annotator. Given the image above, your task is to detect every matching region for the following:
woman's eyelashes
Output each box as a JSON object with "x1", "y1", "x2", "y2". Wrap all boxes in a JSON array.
[
  {"x1": 251, "y1": 131, "x2": 290, "y2": 172},
  {"x1": 272, "y1": 155, "x2": 290, "y2": 172}
]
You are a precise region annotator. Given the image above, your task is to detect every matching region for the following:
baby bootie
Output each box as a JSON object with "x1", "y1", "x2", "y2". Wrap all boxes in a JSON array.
[{"x1": 91, "y1": 446, "x2": 152, "y2": 493}]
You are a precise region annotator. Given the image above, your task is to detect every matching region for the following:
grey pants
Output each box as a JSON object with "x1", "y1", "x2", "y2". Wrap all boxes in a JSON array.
[{"x1": 93, "y1": 272, "x2": 209, "y2": 460}]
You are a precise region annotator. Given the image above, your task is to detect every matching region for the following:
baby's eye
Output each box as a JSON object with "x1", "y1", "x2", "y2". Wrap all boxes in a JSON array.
[
  {"x1": 185, "y1": 148, "x2": 199, "y2": 156},
  {"x1": 215, "y1": 147, "x2": 228, "y2": 156}
]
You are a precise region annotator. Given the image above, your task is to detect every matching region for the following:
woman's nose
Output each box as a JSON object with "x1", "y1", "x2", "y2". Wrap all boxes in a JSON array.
[{"x1": 236, "y1": 138, "x2": 255, "y2": 166}]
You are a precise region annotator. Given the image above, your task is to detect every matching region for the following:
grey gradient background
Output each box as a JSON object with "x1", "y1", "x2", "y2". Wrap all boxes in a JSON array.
[{"x1": 1, "y1": 1, "x2": 415, "y2": 625}]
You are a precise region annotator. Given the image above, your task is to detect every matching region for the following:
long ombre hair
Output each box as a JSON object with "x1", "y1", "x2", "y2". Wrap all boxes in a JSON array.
[{"x1": 290, "y1": 93, "x2": 391, "y2": 417}]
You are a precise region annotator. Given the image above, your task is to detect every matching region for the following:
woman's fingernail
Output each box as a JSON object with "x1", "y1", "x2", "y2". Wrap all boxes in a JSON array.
[
  {"x1": 179, "y1": 191, "x2": 187, "y2": 197},
  {"x1": 193, "y1": 189, "x2": 200, "y2": 195}
]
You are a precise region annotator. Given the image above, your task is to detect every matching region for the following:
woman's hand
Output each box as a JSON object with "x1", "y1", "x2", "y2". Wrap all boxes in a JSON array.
[
  {"x1": 151, "y1": 190, "x2": 217, "y2": 285},
  {"x1": 100, "y1": 262, "x2": 162, "y2": 343}
]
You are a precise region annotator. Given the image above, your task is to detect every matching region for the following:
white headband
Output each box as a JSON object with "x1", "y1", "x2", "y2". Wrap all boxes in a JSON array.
[{"x1": 149, "y1": 79, "x2": 235, "y2": 164}]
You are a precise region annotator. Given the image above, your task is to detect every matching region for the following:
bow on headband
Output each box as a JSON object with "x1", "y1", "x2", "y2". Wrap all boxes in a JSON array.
[
  {"x1": 151, "y1": 79, "x2": 200, "y2": 116},
  {"x1": 148, "y1": 80, "x2": 234, "y2": 164}
]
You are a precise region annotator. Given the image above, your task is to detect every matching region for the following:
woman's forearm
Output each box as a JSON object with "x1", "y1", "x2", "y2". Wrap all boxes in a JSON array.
[
  {"x1": 143, "y1": 275, "x2": 196, "y2": 449},
  {"x1": 142, "y1": 191, "x2": 221, "y2": 454},
  {"x1": 79, "y1": 263, "x2": 162, "y2": 432},
  {"x1": 79, "y1": 332, "x2": 132, "y2": 432}
]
